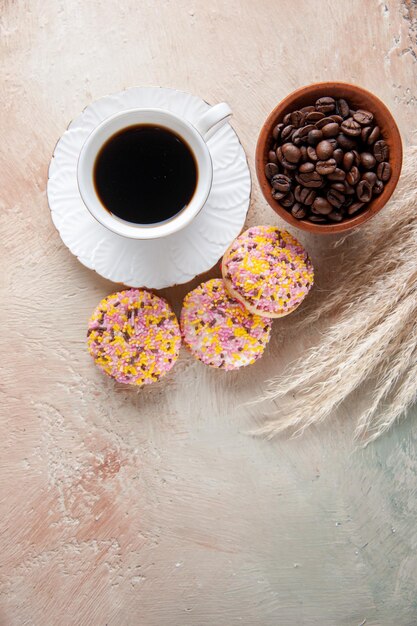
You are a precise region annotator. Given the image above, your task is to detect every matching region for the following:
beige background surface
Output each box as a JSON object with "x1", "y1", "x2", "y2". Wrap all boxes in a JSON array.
[{"x1": 1, "y1": 1, "x2": 417, "y2": 624}]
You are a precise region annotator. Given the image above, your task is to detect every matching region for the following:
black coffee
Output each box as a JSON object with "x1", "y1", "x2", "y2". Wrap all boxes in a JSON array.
[{"x1": 94, "y1": 124, "x2": 197, "y2": 224}]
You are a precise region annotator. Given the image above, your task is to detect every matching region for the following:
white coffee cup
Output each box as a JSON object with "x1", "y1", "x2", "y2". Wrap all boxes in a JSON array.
[{"x1": 77, "y1": 103, "x2": 232, "y2": 239}]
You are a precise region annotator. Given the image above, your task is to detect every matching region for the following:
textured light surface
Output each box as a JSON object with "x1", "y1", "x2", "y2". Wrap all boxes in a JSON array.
[{"x1": 0, "y1": 1, "x2": 416, "y2": 625}]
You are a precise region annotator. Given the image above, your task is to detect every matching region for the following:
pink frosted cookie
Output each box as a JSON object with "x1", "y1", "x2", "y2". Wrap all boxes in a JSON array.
[
  {"x1": 180, "y1": 279, "x2": 272, "y2": 371},
  {"x1": 87, "y1": 289, "x2": 181, "y2": 385},
  {"x1": 222, "y1": 225, "x2": 314, "y2": 318}
]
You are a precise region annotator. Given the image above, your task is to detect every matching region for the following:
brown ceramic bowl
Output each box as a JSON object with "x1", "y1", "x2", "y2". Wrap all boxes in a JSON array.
[{"x1": 255, "y1": 82, "x2": 402, "y2": 234}]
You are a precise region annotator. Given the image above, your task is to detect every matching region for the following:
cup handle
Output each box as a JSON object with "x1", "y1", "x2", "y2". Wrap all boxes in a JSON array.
[{"x1": 194, "y1": 102, "x2": 232, "y2": 141}]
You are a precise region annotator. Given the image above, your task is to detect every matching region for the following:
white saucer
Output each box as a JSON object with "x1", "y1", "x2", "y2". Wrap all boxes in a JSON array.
[{"x1": 47, "y1": 87, "x2": 251, "y2": 289}]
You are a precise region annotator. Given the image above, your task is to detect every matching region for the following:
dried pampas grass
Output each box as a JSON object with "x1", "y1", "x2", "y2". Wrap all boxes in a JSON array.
[{"x1": 256, "y1": 145, "x2": 417, "y2": 444}]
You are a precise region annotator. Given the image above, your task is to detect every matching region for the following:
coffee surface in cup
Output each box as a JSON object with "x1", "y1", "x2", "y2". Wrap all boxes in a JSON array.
[{"x1": 94, "y1": 124, "x2": 197, "y2": 224}]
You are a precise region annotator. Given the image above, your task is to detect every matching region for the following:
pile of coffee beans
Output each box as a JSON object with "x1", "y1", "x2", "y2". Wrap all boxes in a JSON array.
[{"x1": 265, "y1": 96, "x2": 391, "y2": 224}]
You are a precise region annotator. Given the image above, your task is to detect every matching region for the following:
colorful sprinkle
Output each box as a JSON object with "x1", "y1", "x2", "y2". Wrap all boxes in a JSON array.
[
  {"x1": 180, "y1": 279, "x2": 272, "y2": 370},
  {"x1": 222, "y1": 225, "x2": 314, "y2": 316},
  {"x1": 87, "y1": 289, "x2": 181, "y2": 385}
]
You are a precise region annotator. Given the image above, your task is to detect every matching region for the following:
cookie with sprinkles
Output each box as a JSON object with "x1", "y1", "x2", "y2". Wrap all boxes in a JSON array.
[
  {"x1": 180, "y1": 279, "x2": 272, "y2": 371},
  {"x1": 222, "y1": 225, "x2": 314, "y2": 318},
  {"x1": 87, "y1": 289, "x2": 181, "y2": 385}
]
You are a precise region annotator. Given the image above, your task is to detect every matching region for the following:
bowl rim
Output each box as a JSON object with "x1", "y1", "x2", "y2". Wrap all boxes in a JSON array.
[{"x1": 255, "y1": 81, "x2": 403, "y2": 235}]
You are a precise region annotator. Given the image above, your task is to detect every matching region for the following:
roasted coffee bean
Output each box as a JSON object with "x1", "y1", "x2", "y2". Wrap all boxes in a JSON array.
[
  {"x1": 291, "y1": 129, "x2": 303, "y2": 146},
  {"x1": 343, "y1": 196, "x2": 353, "y2": 208},
  {"x1": 300, "y1": 105, "x2": 315, "y2": 114},
  {"x1": 328, "y1": 210, "x2": 343, "y2": 222},
  {"x1": 306, "y1": 111, "x2": 325, "y2": 123},
  {"x1": 291, "y1": 203, "x2": 307, "y2": 219},
  {"x1": 277, "y1": 148, "x2": 297, "y2": 170},
  {"x1": 330, "y1": 114, "x2": 343, "y2": 124},
  {"x1": 312, "y1": 197, "x2": 333, "y2": 214},
  {"x1": 346, "y1": 166, "x2": 360, "y2": 186},
  {"x1": 315, "y1": 97, "x2": 336, "y2": 113},
  {"x1": 272, "y1": 123, "x2": 284, "y2": 141},
  {"x1": 268, "y1": 150, "x2": 278, "y2": 164},
  {"x1": 327, "y1": 188, "x2": 345, "y2": 208},
  {"x1": 351, "y1": 150, "x2": 361, "y2": 167},
  {"x1": 265, "y1": 162, "x2": 279, "y2": 179},
  {"x1": 377, "y1": 161, "x2": 391, "y2": 182},
  {"x1": 316, "y1": 116, "x2": 337, "y2": 130},
  {"x1": 336, "y1": 98, "x2": 350, "y2": 118},
  {"x1": 321, "y1": 122, "x2": 340, "y2": 138},
  {"x1": 271, "y1": 173, "x2": 291, "y2": 192},
  {"x1": 362, "y1": 171, "x2": 377, "y2": 186},
  {"x1": 327, "y1": 168, "x2": 346, "y2": 181},
  {"x1": 356, "y1": 180, "x2": 372, "y2": 202},
  {"x1": 336, "y1": 133, "x2": 357, "y2": 150},
  {"x1": 348, "y1": 201, "x2": 365, "y2": 215},
  {"x1": 360, "y1": 152, "x2": 377, "y2": 170},
  {"x1": 281, "y1": 158, "x2": 298, "y2": 171},
  {"x1": 333, "y1": 148, "x2": 344, "y2": 166},
  {"x1": 281, "y1": 124, "x2": 295, "y2": 142},
  {"x1": 367, "y1": 125, "x2": 380, "y2": 145},
  {"x1": 316, "y1": 140, "x2": 334, "y2": 160},
  {"x1": 308, "y1": 129, "x2": 323, "y2": 145},
  {"x1": 327, "y1": 138, "x2": 338, "y2": 150},
  {"x1": 294, "y1": 185, "x2": 303, "y2": 202},
  {"x1": 280, "y1": 191, "x2": 295, "y2": 208},
  {"x1": 373, "y1": 179, "x2": 384, "y2": 194},
  {"x1": 296, "y1": 171, "x2": 323, "y2": 188},
  {"x1": 343, "y1": 151, "x2": 354, "y2": 171},
  {"x1": 330, "y1": 182, "x2": 346, "y2": 193},
  {"x1": 374, "y1": 140, "x2": 389, "y2": 162},
  {"x1": 290, "y1": 110, "x2": 305, "y2": 128},
  {"x1": 298, "y1": 124, "x2": 316, "y2": 140},
  {"x1": 353, "y1": 109, "x2": 374, "y2": 125},
  {"x1": 343, "y1": 181, "x2": 355, "y2": 194},
  {"x1": 271, "y1": 188, "x2": 286, "y2": 200},
  {"x1": 340, "y1": 117, "x2": 362, "y2": 136},
  {"x1": 361, "y1": 126, "x2": 372, "y2": 143},
  {"x1": 294, "y1": 185, "x2": 316, "y2": 205},
  {"x1": 309, "y1": 215, "x2": 327, "y2": 223},
  {"x1": 307, "y1": 146, "x2": 318, "y2": 161},
  {"x1": 283, "y1": 113, "x2": 292, "y2": 125},
  {"x1": 299, "y1": 162, "x2": 315, "y2": 173},
  {"x1": 316, "y1": 158, "x2": 337, "y2": 175},
  {"x1": 303, "y1": 189, "x2": 317, "y2": 205},
  {"x1": 282, "y1": 143, "x2": 301, "y2": 163},
  {"x1": 300, "y1": 145, "x2": 308, "y2": 162}
]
